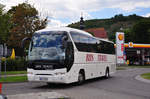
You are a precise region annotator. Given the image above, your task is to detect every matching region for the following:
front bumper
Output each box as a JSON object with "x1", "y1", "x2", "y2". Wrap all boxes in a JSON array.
[{"x1": 28, "y1": 74, "x2": 68, "y2": 83}]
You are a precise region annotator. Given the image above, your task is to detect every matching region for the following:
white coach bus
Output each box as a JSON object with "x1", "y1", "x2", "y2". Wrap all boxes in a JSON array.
[{"x1": 24, "y1": 27, "x2": 116, "y2": 84}]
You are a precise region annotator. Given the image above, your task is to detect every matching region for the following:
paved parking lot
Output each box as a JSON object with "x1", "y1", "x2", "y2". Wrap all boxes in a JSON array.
[{"x1": 3, "y1": 68, "x2": 150, "y2": 99}]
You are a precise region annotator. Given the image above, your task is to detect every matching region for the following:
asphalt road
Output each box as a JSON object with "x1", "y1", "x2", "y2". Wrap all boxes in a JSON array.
[{"x1": 3, "y1": 68, "x2": 150, "y2": 99}]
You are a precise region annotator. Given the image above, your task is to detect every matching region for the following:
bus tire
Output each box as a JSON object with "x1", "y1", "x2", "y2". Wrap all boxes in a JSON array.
[
  {"x1": 78, "y1": 70, "x2": 85, "y2": 85},
  {"x1": 105, "y1": 68, "x2": 110, "y2": 78}
]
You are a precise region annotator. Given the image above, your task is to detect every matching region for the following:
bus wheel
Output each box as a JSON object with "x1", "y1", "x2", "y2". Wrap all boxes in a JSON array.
[
  {"x1": 78, "y1": 71, "x2": 85, "y2": 85},
  {"x1": 105, "y1": 68, "x2": 110, "y2": 78}
]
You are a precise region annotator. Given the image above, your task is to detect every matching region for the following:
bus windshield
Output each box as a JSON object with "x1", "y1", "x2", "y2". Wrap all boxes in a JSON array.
[{"x1": 28, "y1": 31, "x2": 68, "y2": 62}]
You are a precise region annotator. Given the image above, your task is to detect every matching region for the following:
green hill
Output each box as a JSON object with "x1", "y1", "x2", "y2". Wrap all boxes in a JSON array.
[{"x1": 68, "y1": 14, "x2": 149, "y2": 41}]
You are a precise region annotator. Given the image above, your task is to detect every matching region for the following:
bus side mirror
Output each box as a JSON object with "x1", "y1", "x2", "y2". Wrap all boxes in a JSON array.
[
  {"x1": 62, "y1": 36, "x2": 68, "y2": 41},
  {"x1": 21, "y1": 37, "x2": 31, "y2": 56},
  {"x1": 21, "y1": 37, "x2": 31, "y2": 49},
  {"x1": 62, "y1": 36, "x2": 68, "y2": 49}
]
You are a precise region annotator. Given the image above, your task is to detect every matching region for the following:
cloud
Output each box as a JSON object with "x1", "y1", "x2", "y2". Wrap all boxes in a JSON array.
[
  {"x1": 28, "y1": 0, "x2": 94, "y2": 21},
  {"x1": 109, "y1": 0, "x2": 150, "y2": 12},
  {"x1": 1, "y1": 0, "x2": 150, "y2": 27},
  {"x1": 0, "y1": 0, "x2": 25, "y2": 10},
  {"x1": 47, "y1": 19, "x2": 68, "y2": 27},
  {"x1": 143, "y1": 13, "x2": 150, "y2": 17}
]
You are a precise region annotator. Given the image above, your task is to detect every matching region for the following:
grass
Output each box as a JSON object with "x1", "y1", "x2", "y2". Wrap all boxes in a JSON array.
[
  {"x1": 1, "y1": 71, "x2": 27, "y2": 75},
  {"x1": 0, "y1": 71, "x2": 27, "y2": 83},
  {"x1": 116, "y1": 67, "x2": 126, "y2": 70},
  {"x1": 0, "y1": 76, "x2": 27, "y2": 83},
  {"x1": 117, "y1": 65, "x2": 150, "y2": 70},
  {"x1": 141, "y1": 73, "x2": 150, "y2": 80},
  {"x1": 127, "y1": 65, "x2": 150, "y2": 68}
]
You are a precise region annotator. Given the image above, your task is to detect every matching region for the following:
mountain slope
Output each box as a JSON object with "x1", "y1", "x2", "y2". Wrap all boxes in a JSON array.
[{"x1": 68, "y1": 14, "x2": 148, "y2": 41}]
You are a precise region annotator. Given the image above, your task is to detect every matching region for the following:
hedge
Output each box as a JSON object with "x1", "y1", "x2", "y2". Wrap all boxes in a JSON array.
[{"x1": 1, "y1": 57, "x2": 27, "y2": 71}]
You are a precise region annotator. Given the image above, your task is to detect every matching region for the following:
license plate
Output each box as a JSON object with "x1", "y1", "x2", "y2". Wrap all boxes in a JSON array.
[{"x1": 39, "y1": 77, "x2": 48, "y2": 81}]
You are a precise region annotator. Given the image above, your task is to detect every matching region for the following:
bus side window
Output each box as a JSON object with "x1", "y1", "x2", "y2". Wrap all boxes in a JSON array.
[
  {"x1": 70, "y1": 31, "x2": 89, "y2": 52},
  {"x1": 70, "y1": 31, "x2": 80, "y2": 50},
  {"x1": 98, "y1": 40, "x2": 115, "y2": 54},
  {"x1": 88, "y1": 37, "x2": 97, "y2": 53},
  {"x1": 96, "y1": 40, "x2": 100, "y2": 53},
  {"x1": 79, "y1": 34, "x2": 89, "y2": 52}
]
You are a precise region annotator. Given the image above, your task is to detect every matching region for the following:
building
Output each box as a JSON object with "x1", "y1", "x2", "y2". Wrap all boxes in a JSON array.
[
  {"x1": 85, "y1": 28, "x2": 108, "y2": 39},
  {"x1": 115, "y1": 43, "x2": 150, "y2": 65},
  {"x1": 124, "y1": 43, "x2": 150, "y2": 65}
]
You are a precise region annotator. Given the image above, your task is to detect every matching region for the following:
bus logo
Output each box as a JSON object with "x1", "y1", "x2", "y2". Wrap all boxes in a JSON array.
[
  {"x1": 98, "y1": 55, "x2": 107, "y2": 61},
  {"x1": 118, "y1": 34, "x2": 124, "y2": 41},
  {"x1": 86, "y1": 54, "x2": 94, "y2": 61}
]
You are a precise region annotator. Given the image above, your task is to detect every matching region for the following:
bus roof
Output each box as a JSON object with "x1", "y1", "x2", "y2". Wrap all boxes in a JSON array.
[
  {"x1": 35, "y1": 27, "x2": 114, "y2": 44},
  {"x1": 36, "y1": 27, "x2": 92, "y2": 37},
  {"x1": 95, "y1": 37, "x2": 114, "y2": 43}
]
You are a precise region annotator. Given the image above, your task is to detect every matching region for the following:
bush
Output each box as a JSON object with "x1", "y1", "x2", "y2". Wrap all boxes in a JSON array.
[{"x1": 1, "y1": 57, "x2": 27, "y2": 71}]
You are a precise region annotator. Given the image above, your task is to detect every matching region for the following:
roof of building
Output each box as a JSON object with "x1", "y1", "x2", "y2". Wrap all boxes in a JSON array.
[
  {"x1": 114, "y1": 43, "x2": 150, "y2": 48},
  {"x1": 85, "y1": 28, "x2": 108, "y2": 39}
]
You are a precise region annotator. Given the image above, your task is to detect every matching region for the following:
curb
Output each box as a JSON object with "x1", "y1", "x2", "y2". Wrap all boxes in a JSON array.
[
  {"x1": 1, "y1": 74, "x2": 26, "y2": 77},
  {"x1": 1, "y1": 81, "x2": 28, "y2": 84},
  {"x1": 135, "y1": 75, "x2": 150, "y2": 84},
  {"x1": 6, "y1": 92, "x2": 71, "y2": 99}
]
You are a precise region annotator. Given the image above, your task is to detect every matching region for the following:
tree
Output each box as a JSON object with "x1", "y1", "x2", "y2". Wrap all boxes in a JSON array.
[
  {"x1": 113, "y1": 14, "x2": 126, "y2": 22},
  {"x1": 124, "y1": 29, "x2": 132, "y2": 43},
  {"x1": 0, "y1": 7, "x2": 12, "y2": 44},
  {"x1": 131, "y1": 19, "x2": 150, "y2": 44},
  {"x1": 7, "y1": 2, "x2": 47, "y2": 47}
]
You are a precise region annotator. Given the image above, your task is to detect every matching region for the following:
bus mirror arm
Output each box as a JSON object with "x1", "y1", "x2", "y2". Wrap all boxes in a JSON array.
[
  {"x1": 62, "y1": 41, "x2": 67, "y2": 49},
  {"x1": 21, "y1": 37, "x2": 31, "y2": 49}
]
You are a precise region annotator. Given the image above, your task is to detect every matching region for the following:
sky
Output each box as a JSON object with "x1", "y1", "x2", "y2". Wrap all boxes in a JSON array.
[{"x1": 0, "y1": 0, "x2": 150, "y2": 27}]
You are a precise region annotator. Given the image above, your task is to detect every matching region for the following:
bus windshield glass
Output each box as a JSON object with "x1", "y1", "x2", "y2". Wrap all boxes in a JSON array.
[{"x1": 28, "y1": 31, "x2": 68, "y2": 62}]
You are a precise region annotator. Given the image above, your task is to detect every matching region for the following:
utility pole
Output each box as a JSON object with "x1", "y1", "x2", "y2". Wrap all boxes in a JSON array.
[
  {"x1": 3, "y1": 43, "x2": 7, "y2": 78},
  {"x1": 0, "y1": 44, "x2": 3, "y2": 79}
]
